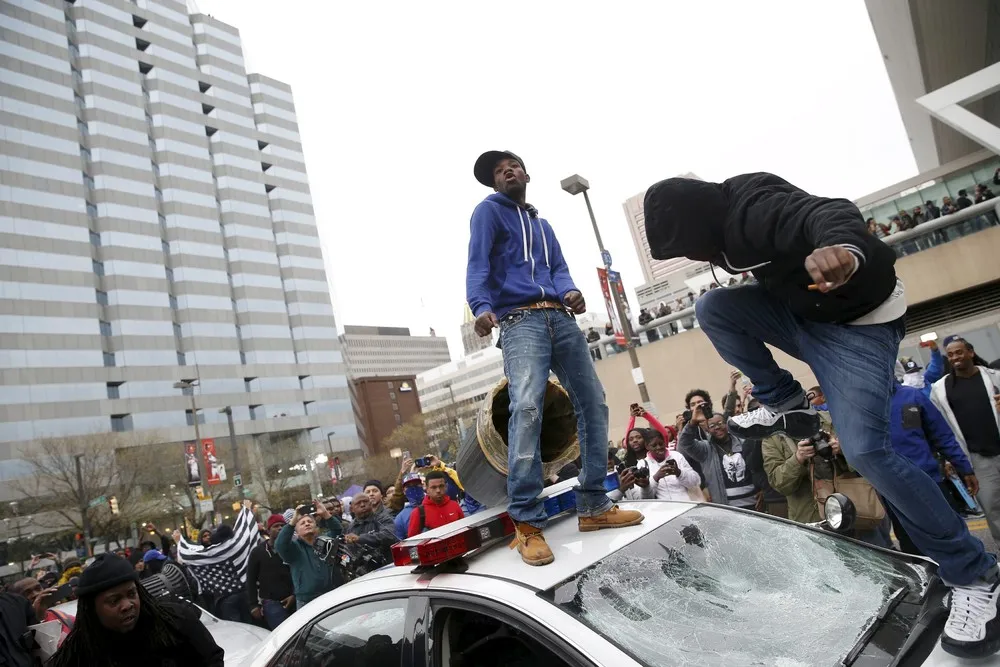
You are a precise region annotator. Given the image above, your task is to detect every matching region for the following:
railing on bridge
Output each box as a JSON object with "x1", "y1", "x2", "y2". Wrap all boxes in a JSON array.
[{"x1": 588, "y1": 199, "x2": 1000, "y2": 358}]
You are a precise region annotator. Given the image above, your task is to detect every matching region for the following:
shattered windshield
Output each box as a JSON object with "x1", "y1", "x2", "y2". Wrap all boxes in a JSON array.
[{"x1": 541, "y1": 506, "x2": 928, "y2": 667}]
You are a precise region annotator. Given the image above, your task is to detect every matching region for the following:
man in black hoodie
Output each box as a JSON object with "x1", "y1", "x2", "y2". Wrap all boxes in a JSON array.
[{"x1": 643, "y1": 172, "x2": 999, "y2": 659}]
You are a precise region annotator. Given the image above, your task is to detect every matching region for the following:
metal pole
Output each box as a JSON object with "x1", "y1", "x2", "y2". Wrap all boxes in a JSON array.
[
  {"x1": 223, "y1": 407, "x2": 244, "y2": 501},
  {"x1": 326, "y1": 432, "x2": 335, "y2": 458},
  {"x1": 581, "y1": 190, "x2": 651, "y2": 404},
  {"x1": 74, "y1": 454, "x2": 93, "y2": 557},
  {"x1": 189, "y1": 389, "x2": 214, "y2": 524}
]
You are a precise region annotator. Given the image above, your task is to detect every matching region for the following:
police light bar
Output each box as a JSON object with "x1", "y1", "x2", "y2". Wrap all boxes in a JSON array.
[{"x1": 391, "y1": 471, "x2": 620, "y2": 568}]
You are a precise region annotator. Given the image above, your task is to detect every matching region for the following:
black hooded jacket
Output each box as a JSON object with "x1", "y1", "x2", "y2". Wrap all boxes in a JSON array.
[{"x1": 642, "y1": 172, "x2": 897, "y2": 323}]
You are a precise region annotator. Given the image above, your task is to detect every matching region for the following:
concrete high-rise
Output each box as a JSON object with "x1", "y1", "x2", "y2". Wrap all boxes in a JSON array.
[
  {"x1": 0, "y1": 0, "x2": 358, "y2": 484},
  {"x1": 339, "y1": 325, "x2": 451, "y2": 378}
]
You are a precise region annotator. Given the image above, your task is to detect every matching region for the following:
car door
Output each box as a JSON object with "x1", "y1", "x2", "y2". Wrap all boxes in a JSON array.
[
  {"x1": 267, "y1": 594, "x2": 426, "y2": 667},
  {"x1": 423, "y1": 589, "x2": 636, "y2": 667}
]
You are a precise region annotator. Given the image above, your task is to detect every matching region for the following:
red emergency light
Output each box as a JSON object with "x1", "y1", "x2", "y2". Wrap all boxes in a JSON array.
[{"x1": 390, "y1": 472, "x2": 621, "y2": 568}]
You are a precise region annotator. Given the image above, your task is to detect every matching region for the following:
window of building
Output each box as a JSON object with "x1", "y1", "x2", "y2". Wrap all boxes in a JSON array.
[
  {"x1": 394, "y1": 414, "x2": 402, "y2": 424},
  {"x1": 87, "y1": 203, "x2": 98, "y2": 218},
  {"x1": 107, "y1": 382, "x2": 123, "y2": 399},
  {"x1": 110, "y1": 414, "x2": 132, "y2": 432},
  {"x1": 202, "y1": 103, "x2": 214, "y2": 115},
  {"x1": 199, "y1": 81, "x2": 211, "y2": 93},
  {"x1": 185, "y1": 409, "x2": 204, "y2": 426},
  {"x1": 173, "y1": 323, "x2": 182, "y2": 339},
  {"x1": 177, "y1": 351, "x2": 186, "y2": 366},
  {"x1": 132, "y1": 15, "x2": 147, "y2": 28},
  {"x1": 96, "y1": 290, "x2": 108, "y2": 306},
  {"x1": 103, "y1": 352, "x2": 115, "y2": 367},
  {"x1": 165, "y1": 267, "x2": 173, "y2": 282},
  {"x1": 92, "y1": 260, "x2": 103, "y2": 276},
  {"x1": 392, "y1": 402, "x2": 398, "y2": 411},
  {"x1": 389, "y1": 391, "x2": 396, "y2": 400},
  {"x1": 205, "y1": 126, "x2": 217, "y2": 137},
  {"x1": 89, "y1": 231, "x2": 100, "y2": 247},
  {"x1": 162, "y1": 240, "x2": 170, "y2": 255},
  {"x1": 386, "y1": 381, "x2": 394, "y2": 388},
  {"x1": 138, "y1": 61, "x2": 153, "y2": 75},
  {"x1": 136, "y1": 38, "x2": 150, "y2": 52},
  {"x1": 99, "y1": 320, "x2": 111, "y2": 337},
  {"x1": 168, "y1": 295, "x2": 178, "y2": 310},
  {"x1": 83, "y1": 174, "x2": 94, "y2": 191}
]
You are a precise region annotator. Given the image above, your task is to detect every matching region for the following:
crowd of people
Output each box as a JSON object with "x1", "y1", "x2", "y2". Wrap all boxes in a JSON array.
[
  {"x1": 865, "y1": 182, "x2": 998, "y2": 240},
  {"x1": 0, "y1": 456, "x2": 475, "y2": 663},
  {"x1": 605, "y1": 338, "x2": 1000, "y2": 553}
]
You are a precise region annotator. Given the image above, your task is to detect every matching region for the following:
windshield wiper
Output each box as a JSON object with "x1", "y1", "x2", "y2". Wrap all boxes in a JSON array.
[{"x1": 842, "y1": 586, "x2": 908, "y2": 666}]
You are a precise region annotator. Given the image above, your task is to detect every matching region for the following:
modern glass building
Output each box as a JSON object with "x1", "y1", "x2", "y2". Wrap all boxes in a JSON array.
[{"x1": 0, "y1": 0, "x2": 358, "y2": 489}]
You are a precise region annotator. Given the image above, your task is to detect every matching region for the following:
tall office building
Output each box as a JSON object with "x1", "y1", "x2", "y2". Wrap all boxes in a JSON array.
[
  {"x1": 0, "y1": 0, "x2": 358, "y2": 486},
  {"x1": 339, "y1": 325, "x2": 451, "y2": 378}
]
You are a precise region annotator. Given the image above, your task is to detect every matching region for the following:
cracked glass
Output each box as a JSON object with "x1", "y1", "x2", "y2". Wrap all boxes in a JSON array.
[{"x1": 541, "y1": 506, "x2": 928, "y2": 666}]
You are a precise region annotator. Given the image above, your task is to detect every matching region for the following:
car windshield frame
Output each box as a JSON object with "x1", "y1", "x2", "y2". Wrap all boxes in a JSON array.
[{"x1": 538, "y1": 505, "x2": 931, "y2": 667}]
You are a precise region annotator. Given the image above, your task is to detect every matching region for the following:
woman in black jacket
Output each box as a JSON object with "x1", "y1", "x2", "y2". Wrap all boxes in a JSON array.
[{"x1": 47, "y1": 554, "x2": 223, "y2": 667}]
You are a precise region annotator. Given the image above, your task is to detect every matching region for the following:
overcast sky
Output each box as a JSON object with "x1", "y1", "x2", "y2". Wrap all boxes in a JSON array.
[{"x1": 196, "y1": 0, "x2": 917, "y2": 360}]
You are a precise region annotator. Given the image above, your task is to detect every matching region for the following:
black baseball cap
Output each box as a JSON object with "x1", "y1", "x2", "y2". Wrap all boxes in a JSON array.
[
  {"x1": 474, "y1": 150, "x2": 525, "y2": 188},
  {"x1": 900, "y1": 358, "x2": 922, "y2": 374}
]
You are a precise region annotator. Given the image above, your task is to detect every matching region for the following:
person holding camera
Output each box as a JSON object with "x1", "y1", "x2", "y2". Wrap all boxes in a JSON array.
[
  {"x1": 247, "y1": 515, "x2": 295, "y2": 629},
  {"x1": 628, "y1": 429, "x2": 702, "y2": 501},
  {"x1": 344, "y1": 493, "x2": 396, "y2": 565},
  {"x1": 274, "y1": 500, "x2": 343, "y2": 608}
]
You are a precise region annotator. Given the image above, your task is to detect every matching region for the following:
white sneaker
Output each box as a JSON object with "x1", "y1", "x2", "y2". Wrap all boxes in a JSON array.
[
  {"x1": 941, "y1": 567, "x2": 1000, "y2": 658},
  {"x1": 727, "y1": 403, "x2": 819, "y2": 440}
]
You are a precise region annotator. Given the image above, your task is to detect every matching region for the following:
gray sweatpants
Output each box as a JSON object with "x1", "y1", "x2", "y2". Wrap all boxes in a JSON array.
[{"x1": 970, "y1": 452, "x2": 1000, "y2": 541}]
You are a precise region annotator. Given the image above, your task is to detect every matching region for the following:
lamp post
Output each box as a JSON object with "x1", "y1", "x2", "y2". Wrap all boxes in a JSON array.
[
  {"x1": 218, "y1": 407, "x2": 244, "y2": 501},
  {"x1": 560, "y1": 174, "x2": 651, "y2": 405},
  {"x1": 74, "y1": 454, "x2": 93, "y2": 557},
  {"x1": 174, "y1": 380, "x2": 213, "y2": 523}
]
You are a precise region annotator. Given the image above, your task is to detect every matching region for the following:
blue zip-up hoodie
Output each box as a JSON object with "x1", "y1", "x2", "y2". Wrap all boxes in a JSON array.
[
  {"x1": 466, "y1": 193, "x2": 578, "y2": 320},
  {"x1": 889, "y1": 382, "x2": 972, "y2": 482}
]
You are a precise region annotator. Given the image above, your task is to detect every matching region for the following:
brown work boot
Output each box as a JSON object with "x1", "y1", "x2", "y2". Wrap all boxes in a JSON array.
[
  {"x1": 509, "y1": 522, "x2": 554, "y2": 566},
  {"x1": 578, "y1": 505, "x2": 645, "y2": 532}
]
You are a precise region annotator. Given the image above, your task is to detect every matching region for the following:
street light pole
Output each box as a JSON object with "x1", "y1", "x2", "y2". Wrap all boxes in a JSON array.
[
  {"x1": 74, "y1": 454, "x2": 93, "y2": 557},
  {"x1": 219, "y1": 407, "x2": 244, "y2": 501},
  {"x1": 561, "y1": 174, "x2": 651, "y2": 405},
  {"x1": 174, "y1": 380, "x2": 213, "y2": 524}
]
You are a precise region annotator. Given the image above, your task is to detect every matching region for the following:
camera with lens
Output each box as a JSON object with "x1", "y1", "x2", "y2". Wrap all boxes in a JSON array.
[
  {"x1": 614, "y1": 460, "x2": 650, "y2": 480},
  {"x1": 313, "y1": 534, "x2": 389, "y2": 582},
  {"x1": 682, "y1": 404, "x2": 711, "y2": 423},
  {"x1": 414, "y1": 456, "x2": 433, "y2": 468},
  {"x1": 809, "y1": 430, "x2": 835, "y2": 461}
]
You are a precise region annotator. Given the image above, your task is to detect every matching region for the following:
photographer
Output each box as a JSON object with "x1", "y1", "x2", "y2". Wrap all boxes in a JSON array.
[
  {"x1": 344, "y1": 493, "x2": 396, "y2": 565},
  {"x1": 762, "y1": 415, "x2": 892, "y2": 547},
  {"x1": 274, "y1": 500, "x2": 343, "y2": 608},
  {"x1": 630, "y1": 429, "x2": 702, "y2": 501}
]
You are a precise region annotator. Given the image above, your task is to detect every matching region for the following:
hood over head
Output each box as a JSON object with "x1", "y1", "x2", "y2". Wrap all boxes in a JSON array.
[{"x1": 643, "y1": 177, "x2": 728, "y2": 261}]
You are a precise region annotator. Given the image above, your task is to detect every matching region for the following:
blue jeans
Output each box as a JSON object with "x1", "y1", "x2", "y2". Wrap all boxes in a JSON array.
[
  {"x1": 262, "y1": 599, "x2": 292, "y2": 629},
  {"x1": 696, "y1": 284, "x2": 995, "y2": 585},
  {"x1": 500, "y1": 308, "x2": 613, "y2": 526}
]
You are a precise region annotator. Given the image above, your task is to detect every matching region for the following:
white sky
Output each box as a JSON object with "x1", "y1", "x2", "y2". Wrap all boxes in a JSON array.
[{"x1": 196, "y1": 0, "x2": 918, "y2": 360}]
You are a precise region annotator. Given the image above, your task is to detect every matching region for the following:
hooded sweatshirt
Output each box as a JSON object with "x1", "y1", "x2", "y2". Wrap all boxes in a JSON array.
[
  {"x1": 466, "y1": 193, "x2": 578, "y2": 320},
  {"x1": 642, "y1": 173, "x2": 898, "y2": 323}
]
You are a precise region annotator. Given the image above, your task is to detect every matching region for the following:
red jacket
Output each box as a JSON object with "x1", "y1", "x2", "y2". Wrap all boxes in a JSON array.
[{"x1": 407, "y1": 495, "x2": 464, "y2": 537}]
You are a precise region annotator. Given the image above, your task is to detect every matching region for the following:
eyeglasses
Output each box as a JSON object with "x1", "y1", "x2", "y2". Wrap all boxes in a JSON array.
[{"x1": 706, "y1": 421, "x2": 726, "y2": 430}]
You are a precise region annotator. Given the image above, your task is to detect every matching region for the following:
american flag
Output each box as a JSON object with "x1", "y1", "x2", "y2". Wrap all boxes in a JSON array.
[{"x1": 177, "y1": 508, "x2": 260, "y2": 595}]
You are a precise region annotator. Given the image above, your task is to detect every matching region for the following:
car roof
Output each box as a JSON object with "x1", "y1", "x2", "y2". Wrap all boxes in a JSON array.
[{"x1": 365, "y1": 496, "x2": 695, "y2": 592}]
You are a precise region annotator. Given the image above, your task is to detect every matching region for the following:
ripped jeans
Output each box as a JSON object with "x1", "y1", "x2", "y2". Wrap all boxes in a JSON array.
[{"x1": 500, "y1": 307, "x2": 613, "y2": 526}]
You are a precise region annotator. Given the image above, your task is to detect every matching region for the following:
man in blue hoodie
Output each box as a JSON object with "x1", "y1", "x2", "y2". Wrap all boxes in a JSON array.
[
  {"x1": 467, "y1": 150, "x2": 643, "y2": 566},
  {"x1": 887, "y1": 380, "x2": 978, "y2": 555}
]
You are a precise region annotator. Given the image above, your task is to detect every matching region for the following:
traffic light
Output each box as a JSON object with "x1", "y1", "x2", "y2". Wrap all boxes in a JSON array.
[{"x1": 109, "y1": 496, "x2": 119, "y2": 515}]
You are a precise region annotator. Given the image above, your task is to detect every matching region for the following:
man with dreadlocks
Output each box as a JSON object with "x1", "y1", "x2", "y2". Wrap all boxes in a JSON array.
[{"x1": 47, "y1": 553, "x2": 223, "y2": 667}]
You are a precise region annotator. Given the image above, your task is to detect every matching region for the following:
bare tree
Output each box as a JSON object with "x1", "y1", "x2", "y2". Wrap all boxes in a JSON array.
[
  {"x1": 251, "y1": 434, "x2": 310, "y2": 509},
  {"x1": 11, "y1": 432, "x2": 165, "y2": 550}
]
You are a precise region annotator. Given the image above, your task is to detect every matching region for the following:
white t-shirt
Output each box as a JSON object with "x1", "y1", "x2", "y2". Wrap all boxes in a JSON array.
[{"x1": 627, "y1": 452, "x2": 701, "y2": 501}]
